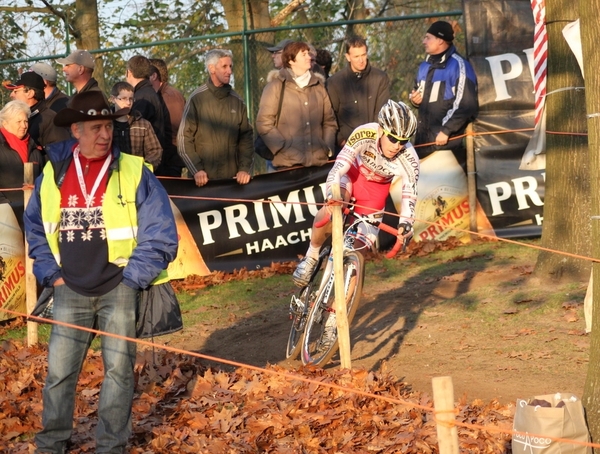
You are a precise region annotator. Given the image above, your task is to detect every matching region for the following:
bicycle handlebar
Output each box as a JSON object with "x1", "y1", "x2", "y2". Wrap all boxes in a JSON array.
[
  {"x1": 313, "y1": 214, "x2": 407, "y2": 258},
  {"x1": 377, "y1": 223, "x2": 407, "y2": 258}
]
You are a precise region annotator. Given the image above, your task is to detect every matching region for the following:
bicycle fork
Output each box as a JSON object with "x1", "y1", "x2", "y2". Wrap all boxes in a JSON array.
[{"x1": 316, "y1": 255, "x2": 358, "y2": 322}]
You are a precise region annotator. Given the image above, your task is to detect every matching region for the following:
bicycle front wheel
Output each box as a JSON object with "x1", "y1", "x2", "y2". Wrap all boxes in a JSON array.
[
  {"x1": 301, "y1": 251, "x2": 364, "y2": 366},
  {"x1": 286, "y1": 264, "x2": 325, "y2": 359}
]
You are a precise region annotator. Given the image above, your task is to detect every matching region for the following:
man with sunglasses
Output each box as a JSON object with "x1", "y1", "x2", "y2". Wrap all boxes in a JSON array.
[
  {"x1": 266, "y1": 39, "x2": 294, "y2": 70},
  {"x1": 293, "y1": 100, "x2": 419, "y2": 287}
]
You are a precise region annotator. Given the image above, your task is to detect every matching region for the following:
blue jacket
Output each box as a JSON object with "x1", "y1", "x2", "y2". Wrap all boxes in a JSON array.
[
  {"x1": 412, "y1": 45, "x2": 478, "y2": 159},
  {"x1": 24, "y1": 139, "x2": 178, "y2": 290}
]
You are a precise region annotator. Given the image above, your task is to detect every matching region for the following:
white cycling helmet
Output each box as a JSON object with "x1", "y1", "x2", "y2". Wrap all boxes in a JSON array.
[{"x1": 378, "y1": 100, "x2": 417, "y2": 140}]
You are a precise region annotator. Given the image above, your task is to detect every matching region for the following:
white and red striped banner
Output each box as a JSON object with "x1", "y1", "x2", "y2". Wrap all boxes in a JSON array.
[
  {"x1": 531, "y1": 0, "x2": 547, "y2": 126},
  {"x1": 520, "y1": 0, "x2": 547, "y2": 170}
]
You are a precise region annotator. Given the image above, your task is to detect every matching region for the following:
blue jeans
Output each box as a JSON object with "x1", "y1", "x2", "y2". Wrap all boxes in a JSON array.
[{"x1": 35, "y1": 282, "x2": 138, "y2": 454}]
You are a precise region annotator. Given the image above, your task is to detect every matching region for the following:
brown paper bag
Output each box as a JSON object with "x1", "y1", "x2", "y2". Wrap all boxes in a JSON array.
[{"x1": 512, "y1": 393, "x2": 591, "y2": 453}]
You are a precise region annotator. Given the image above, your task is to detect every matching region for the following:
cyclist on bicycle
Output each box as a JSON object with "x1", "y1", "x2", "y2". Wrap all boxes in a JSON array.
[{"x1": 293, "y1": 99, "x2": 420, "y2": 287}]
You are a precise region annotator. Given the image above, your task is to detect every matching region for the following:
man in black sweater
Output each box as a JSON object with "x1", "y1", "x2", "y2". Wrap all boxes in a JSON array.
[
  {"x1": 126, "y1": 55, "x2": 168, "y2": 153},
  {"x1": 326, "y1": 35, "x2": 390, "y2": 152}
]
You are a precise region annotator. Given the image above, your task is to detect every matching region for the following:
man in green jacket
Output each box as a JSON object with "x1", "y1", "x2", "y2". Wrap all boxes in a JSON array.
[{"x1": 177, "y1": 49, "x2": 254, "y2": 186}]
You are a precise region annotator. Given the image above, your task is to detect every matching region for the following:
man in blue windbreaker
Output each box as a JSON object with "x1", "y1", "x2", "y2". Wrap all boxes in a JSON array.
[{"x1": 409, "y1": 20, "x2": 478, "y2": 168}]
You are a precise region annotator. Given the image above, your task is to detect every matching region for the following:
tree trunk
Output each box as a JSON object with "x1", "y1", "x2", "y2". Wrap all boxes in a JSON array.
[
  {"x1": 581, "y1": 0, "x2": 600, "y2": 449},
  {"x1": 220, "y1": 0, "x2": 272, "y2": 105},
  {"x1": 533, "y1": 0, "x2": 589, "y2": 282},
  {"x1": 346, "y1": 0, "x2": 366, "y2": 37},
  {"x1": 221, "y1": 0, "x2": 273, "y2": 174},
  {"x1": 74, "y1": 0, "x2": 105, "y2": 92}
]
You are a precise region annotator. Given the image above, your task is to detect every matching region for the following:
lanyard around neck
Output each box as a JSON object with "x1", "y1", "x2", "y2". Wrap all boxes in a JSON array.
[{"x1": 73, "y1": 146, "x2": 112, "y2": 209}]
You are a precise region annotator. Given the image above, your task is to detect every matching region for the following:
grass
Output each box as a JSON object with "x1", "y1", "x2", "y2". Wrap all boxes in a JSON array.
[
  {"x1": 0, "y1": 321, "x2": 52, "y2": 342},
  {"x1": 176, "y1": 274, "x2": 291, "y2": 329},
  {"x1": 1, "y1": 237, "x2": 587, "y2": 361}
]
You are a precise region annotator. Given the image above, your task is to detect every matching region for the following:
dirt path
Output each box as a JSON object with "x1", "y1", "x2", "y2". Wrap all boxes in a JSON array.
[{"x1": 165, "y1": 260, "x2": 590, "y2": 405}]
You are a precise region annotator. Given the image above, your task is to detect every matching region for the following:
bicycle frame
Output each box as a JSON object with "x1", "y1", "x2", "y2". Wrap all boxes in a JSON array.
[
  {"x1": 313, "y1": 209, "x2": 373, "y2": 298},
  {"x1": 313, "y1": 202, "x2": 407, "y2": 257},
  {"x1": 310, "y1": 207, "x2": 404, "y2": 314}
]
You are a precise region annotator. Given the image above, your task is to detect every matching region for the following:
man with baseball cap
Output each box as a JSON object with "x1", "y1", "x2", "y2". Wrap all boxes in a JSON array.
[
  {"x1": 56, "y1": 49, "x2": 102, "y2": 95},
  {"x1": 3, "y1": 71, "x2": 70, "y2": 149},
  {"x1": 266, "y1": 39, "x2": 294, "y2": 69},
  {"x1": 409, "y1": 20, "x2": 478, "y2": 166},
  {"x1": 24, "y1": 90, "x2": 178, "y2": 453},
  {"x1": 30, "y1": 62, "x2": 69, "y2": 112}
]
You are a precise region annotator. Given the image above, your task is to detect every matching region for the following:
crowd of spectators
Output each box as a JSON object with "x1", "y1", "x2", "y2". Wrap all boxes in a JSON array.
[{"x1": 1, "y1": 23, "x2": 478, "y2": 194}]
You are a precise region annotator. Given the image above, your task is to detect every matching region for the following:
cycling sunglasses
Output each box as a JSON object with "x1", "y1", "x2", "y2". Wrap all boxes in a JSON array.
[{"x1": 383, "y1": 129, "x2": 409, "y2": 145}]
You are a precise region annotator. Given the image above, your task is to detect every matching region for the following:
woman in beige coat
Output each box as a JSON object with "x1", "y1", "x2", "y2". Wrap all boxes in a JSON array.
[{"x1": 256, "y1": 41, "x2": 337, "y2": 169}]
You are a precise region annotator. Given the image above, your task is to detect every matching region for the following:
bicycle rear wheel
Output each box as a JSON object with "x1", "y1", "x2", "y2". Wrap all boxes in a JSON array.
[{"x1": 301, "y1": 251, "x2": 364, "y2": 366}]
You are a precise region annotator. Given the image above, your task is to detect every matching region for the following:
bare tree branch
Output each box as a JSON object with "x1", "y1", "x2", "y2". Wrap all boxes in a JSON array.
[
  {"x1": 375, "y1": 0, "x2": 392, "y2": 17},
  {"x1": 168, "y1": 46, "x2": 210, "y2": 70},
  {"x1": 271, "y1": 0, "x2": 307, "y2": 27},
  {"x1": 0, "y1": 5, "x2": 51, "y2": 13},
  {"x1": 39, "y1": 0, "x2": 80, "y2": 38}
]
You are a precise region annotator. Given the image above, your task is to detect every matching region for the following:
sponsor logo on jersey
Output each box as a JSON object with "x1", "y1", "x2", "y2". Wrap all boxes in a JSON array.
[{"x1": 346, "y1": 128, "x2": 377, "y2": 147}]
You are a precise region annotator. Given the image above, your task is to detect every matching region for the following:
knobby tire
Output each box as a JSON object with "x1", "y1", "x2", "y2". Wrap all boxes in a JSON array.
[
  {"x1": 301, "y1": 251, "x2": 364, "y2": 366},
  {"x1": 286, "y1": 266, "x2": 324, "y2": 359}
]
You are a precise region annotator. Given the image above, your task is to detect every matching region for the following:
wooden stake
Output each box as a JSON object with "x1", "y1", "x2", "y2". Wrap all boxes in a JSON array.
[
  {"x1": 432, "y1": 376, "x2": 459, "y2": 454},
  {"x1": 466, "y1": 122, "x2": 477, "y2": 237},
  {"x1": 24, "y1": 163, "x2": 38, "y2": 346},
  {"x1": 331, "y1": 183, "x2": 351, "y2": 369}
]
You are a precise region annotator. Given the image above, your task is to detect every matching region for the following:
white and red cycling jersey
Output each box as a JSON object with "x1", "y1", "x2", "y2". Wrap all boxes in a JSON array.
[{"x1": 326, "y1": 122, "x2": 420, "y2": 226}]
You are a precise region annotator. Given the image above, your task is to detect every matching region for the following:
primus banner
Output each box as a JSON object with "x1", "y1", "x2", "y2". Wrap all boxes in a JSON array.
[
  {"x1": 0, "y1": 204, "x2": 26, "y2": 322},
  {"x1": 463, "y1": 0, "x2": 545, "y2": 238},
  {"x1": 162, "y1": 165, "x2": 454, "y2": 276},
  {"x1": 161, "y1": 166, "x2": 331, "y2": 274}
]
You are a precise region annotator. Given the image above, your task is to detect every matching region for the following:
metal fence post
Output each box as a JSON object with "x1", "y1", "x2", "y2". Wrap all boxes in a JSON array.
[{"x1": 24, "y1": 163, "x2": 38, "y2": 346}]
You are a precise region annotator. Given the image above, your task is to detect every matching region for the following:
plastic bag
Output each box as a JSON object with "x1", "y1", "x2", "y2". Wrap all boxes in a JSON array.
[
  {"x1": 512, "y1": 393, "x2": 591, "y2": 453},
  {"x1": 136, "y1": 282, "x2": 183, "y2": 339}
]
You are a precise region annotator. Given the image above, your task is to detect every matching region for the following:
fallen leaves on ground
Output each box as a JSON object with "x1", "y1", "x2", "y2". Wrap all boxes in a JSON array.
[{"x1": 1, "y1": 340, "x2": 513, "y2": 453}]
